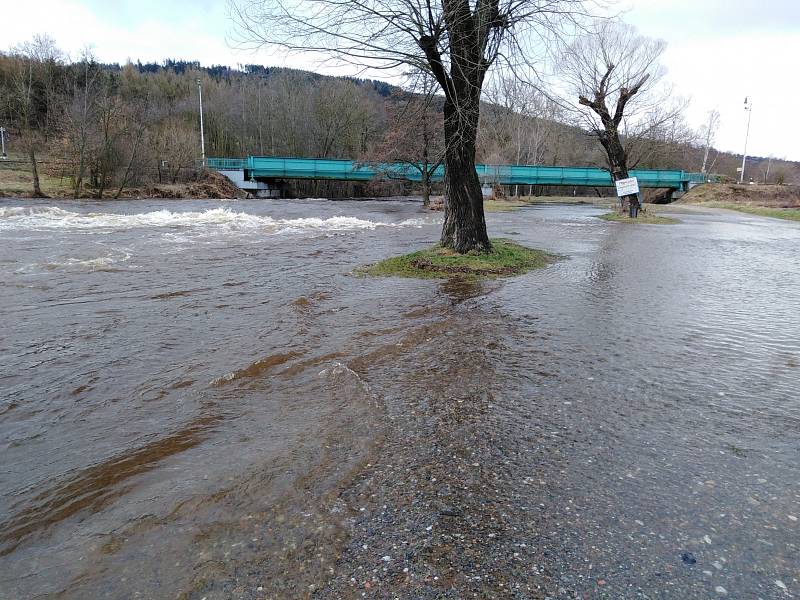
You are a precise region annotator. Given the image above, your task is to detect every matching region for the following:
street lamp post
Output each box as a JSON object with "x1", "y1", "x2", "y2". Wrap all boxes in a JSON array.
[
  {"x1": 197, "y1": 79, "x2": 206, "y2": 167},
  {"x1": 739, "y1": 97, "x2": 752, "y2": 184}
]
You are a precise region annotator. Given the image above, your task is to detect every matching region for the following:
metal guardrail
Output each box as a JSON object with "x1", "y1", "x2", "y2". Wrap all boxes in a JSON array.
[
  {"x1": 0, "y1": 159, "x2": 29, "y2": 169},
  {"x1": 687, "y1": 172, "x2": 709, "y2": 183},
  {"x1": 207, "y1": 157, "x2": 248, "y2": 170}
]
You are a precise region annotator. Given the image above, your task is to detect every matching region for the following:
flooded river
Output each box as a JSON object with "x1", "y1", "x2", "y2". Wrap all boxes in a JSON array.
[{"x1": 1, "y1": 199, "x2": 798, "y2": 599}]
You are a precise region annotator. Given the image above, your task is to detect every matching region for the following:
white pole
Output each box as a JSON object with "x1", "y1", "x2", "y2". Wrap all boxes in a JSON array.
[
  {"x1": 739, "y1": 98, "x2": 752, "y2": 184},
  {"x1": 0, "y1": 127, "x2": 6, "y2": 159},
  {"x1": 197, "y1": 79, "x2": 206, "y2": 167}
]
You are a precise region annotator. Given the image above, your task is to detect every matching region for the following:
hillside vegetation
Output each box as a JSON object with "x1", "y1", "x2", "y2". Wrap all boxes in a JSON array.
[
  {"x1": 0, "y1": 161, "x2": 245, "y2": 199},
  {"x1": 1, "y1": 37, "x2": 798, "y2": 199}
]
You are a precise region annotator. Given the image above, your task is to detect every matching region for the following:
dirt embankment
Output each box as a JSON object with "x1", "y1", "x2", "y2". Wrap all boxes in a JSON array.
[
  {"x1": 120, "y1": 170, "x2": 247, "y2": 200},
  {"x1": 678, "y1": 183, "x2": 800, "y2": 208},
  {"x1": 0, "y1": 168, "x2": 247, "y2": 200}
]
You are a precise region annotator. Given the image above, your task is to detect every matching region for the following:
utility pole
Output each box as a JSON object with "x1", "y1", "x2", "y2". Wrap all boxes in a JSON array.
[
  {"x1": 197, "y1": 79, "x2": 206, "y2": 167},
  {"x1": 739, "y1": 97, "x2": 752, "y2": 184},
  {"x1": 0, "y1": 127, "x2": 7, "y2": 159}
]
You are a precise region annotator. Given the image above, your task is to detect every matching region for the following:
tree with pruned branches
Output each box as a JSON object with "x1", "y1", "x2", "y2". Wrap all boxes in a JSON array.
[
  {"x1": 229, "y1": 0, "x2": 593, "y2": 252},
  {"x1": 559, "y1": 20, "x2": 686, "y2": 216}
]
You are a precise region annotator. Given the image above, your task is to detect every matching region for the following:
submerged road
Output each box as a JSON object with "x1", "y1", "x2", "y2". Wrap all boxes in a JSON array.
[{"x1": 0, "y1": 199, "x2": 798, "y2": 599}]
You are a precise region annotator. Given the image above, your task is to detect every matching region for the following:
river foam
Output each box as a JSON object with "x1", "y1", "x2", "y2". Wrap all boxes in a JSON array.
[{"x1": 0, "y1": 206, "x2": 427, "y2": 234}]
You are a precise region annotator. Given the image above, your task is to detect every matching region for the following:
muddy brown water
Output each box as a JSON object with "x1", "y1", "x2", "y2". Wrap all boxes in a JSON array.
[{"x1": 0, "y1": 199, "x2": 798, "y2": 599}]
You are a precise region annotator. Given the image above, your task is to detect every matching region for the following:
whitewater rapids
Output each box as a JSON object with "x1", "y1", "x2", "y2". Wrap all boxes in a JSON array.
[{"x1": 0, "y1": 205, "x2": 437, "y2": 235}]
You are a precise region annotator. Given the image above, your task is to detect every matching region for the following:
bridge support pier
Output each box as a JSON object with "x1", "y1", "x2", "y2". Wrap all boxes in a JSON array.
[
  {"x1": 667, "y1": 189, "x2": 685, "y2": 202},
  {"x1": 218, "y1": 169, "x2": 282, "y2": 198}
]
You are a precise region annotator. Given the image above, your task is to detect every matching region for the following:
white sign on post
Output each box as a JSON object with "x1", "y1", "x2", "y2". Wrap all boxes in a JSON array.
[{"x1": 615, "y1": 176, "x2": 640, "y2": 197}]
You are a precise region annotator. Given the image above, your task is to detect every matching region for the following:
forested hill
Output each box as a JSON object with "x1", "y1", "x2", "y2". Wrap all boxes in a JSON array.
[
  {"x1": 1, "y1": 45, "x2": 797, "y2": 197},
  {"x1": 110, "y1": 59, "x2": 399, "y2": 98}
]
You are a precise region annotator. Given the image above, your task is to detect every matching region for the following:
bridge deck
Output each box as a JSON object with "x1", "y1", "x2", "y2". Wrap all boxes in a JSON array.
[{"x1": 208, "y1": 157, "x2": 704, "y2": 189}]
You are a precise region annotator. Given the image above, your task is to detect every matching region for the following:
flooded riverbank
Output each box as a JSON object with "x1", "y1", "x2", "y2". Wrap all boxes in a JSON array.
[{"x1": 1, "y1": 199, "x2": 798, "y2": 598}]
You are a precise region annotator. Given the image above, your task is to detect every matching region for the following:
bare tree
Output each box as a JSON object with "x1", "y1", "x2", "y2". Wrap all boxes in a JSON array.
[
  {"x1": 9, "y1": 35, "x2": 63, "y2": 196},
  {"x1": 230, "y1": 0, "x2": 592, "y2": 252},
  {"x1": 369, "y1": 77, "x2": 444, "y2": 206},
  {"x1": 480, "y1": 74, "x2": 560, "y2": 195},
  {"x1": 272, "y1": 72, "x2": 314, "y2": 157},
  {"x1": 758, "y1": 155, "x2": 774, "y2": 184},
  {"x1": 112, "y1": 63, "x2": 154, "y2": 198},
  {"x1": 152, "y1": 117, "x2": 197, "y2": 183},
  {"x1": 772, "y1": 166, "x2": 787, "y2": 186},
  {"x1": 314, "y1": 79, "x2": 375, "y2": 158},
  {"x1": 560, "y1": 20, "x2": 685, "y2": 216},
  {"x1": 629, "y1": 110, "x2": 695, "y2": 170},
  {"x1": 10, "y1": 45, "x2": 44, "y2": 196},
  {"x1": 699, "y1": 108, "x2": 720, "y2": 175},
  {"x1": 113, "y1": 108, "x2": 148, "y2": 198},
  {"x1": 62, "y1": 48, "x2": 102, "y2": 197}
]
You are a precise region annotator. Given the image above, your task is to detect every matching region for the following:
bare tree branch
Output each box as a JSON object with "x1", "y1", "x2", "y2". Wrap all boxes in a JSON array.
[{"x1": 228, "y1": 0, "x2": 598, "y2": 251}]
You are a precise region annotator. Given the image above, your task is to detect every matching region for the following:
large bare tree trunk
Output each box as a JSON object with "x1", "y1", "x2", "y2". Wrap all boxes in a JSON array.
[
  {"x1": 601, "y1": 133, "x2": 640, "y2": 217},
  {"x1": 440, "y1": 95, "x2": 490, "y2": 253},
  {"x1": 440, "y1": 153, "x2": 490, "y2": 252},
  {"x1": 421, "y1": 169, "x2": 431, "y2": 208}
]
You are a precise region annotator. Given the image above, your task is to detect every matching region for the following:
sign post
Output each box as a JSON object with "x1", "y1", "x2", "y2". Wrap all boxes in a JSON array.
[
  {"x1": 615, "y1": 176, "x2": 640, "y2": 218},
  {"x1": 614, "y1": 176, "x2": 639, "y2": 197}
]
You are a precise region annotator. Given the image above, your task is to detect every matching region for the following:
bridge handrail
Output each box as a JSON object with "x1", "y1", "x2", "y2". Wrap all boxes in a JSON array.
[
  {"x1": 211, "y1": 156, "x2": 704, "y2": 188},
  {"x1": 207, "y1": 157, "x2": 248, "y2": 170}
]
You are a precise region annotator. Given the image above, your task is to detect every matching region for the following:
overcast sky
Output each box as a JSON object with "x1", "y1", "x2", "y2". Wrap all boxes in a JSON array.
[{"x1": 4, "y1": 0, "x2": 798, "y2": 161}]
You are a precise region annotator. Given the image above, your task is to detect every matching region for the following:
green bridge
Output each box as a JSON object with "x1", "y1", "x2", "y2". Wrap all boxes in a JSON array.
[{"x1": 208, "y1": 156, "x2": 705, "y2": 198}]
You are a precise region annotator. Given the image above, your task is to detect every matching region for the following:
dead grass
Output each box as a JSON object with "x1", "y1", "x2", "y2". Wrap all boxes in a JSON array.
[
  {"x1": 679, "y1": 183, "x2": 800, "y2": 208},
  {"x1": 676, "y1": 183, "x2": 800, "y2": 222},
  {"x1": 515, "y1": 195, "x2": 598, "y2": 205},
  {"x1": 687, "y1": 203, "x2": 800, "y2": 222},
  {"x1": 483, "y1": 199, "x2": 530, "y2": 212},
  {"x1": 0, "y1": 160, "x2": 72, "y2": 197},
  {"x1": 598, "y1": 211, "x2": 680, "y2": 224}
]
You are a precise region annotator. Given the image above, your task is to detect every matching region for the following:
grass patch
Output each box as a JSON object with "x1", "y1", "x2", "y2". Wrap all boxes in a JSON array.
[
  {"x1": 598, "y1": 211, "x2": 680, "y2": 224},
  {"x1": 483, "y1": 196, "x2": 597, "y2": 211},
  {"x1": 483, "y1": 199, "x2": 529, "y2": 212},
  {"x1": 689, "y1": 202, "x2": 800, "y2": 222},
  {"x1": 0, "y1": 159, "x2": 73, "y2": 197},
  {"x1": 358, "y1": 239, "x2": 558, "y2": 280},
  {"x1": 517, "y1": 195, "x2": 597, "y2": 205}
]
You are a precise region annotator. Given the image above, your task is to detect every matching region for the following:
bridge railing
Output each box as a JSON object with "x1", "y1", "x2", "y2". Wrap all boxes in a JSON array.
[
  {"x1": 213, "y1": 156, "x2": 704, "y2": 189},
  {"x1": 686, "y1": 172, "x2": 708, "y2": 183},
  {"x1": 207, "y1": 157, "x2": 248, "y2": 170}
]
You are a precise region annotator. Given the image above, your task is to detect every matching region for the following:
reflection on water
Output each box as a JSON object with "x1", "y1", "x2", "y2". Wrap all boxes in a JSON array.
[
  {"x1": 437, "y1": 276, "x2": 492, "y2": 303},
  {"x1": 1, "y1": 413, "x2": 220, "y2": 556},
  {"x1": 1, "y1": 199, "x2": 799, "y2": 598}
]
